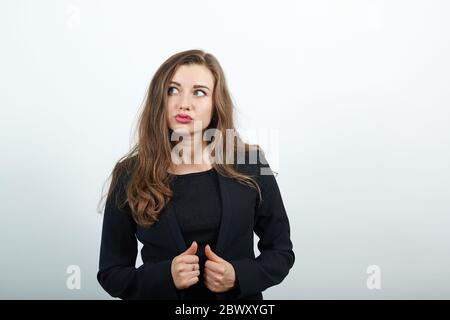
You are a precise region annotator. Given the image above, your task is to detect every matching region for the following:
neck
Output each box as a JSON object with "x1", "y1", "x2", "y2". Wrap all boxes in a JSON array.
[{"x1": 174, "y1": 133, "x2": 212, "y2": 166}]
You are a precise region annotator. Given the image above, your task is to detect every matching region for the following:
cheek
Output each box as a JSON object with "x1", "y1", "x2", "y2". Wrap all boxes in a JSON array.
[
  {"x1": 166, "y1": 101, "x2": 177, "y2": 116},
  {"x1": 166, "y1": 100, "x2": 176, "y2": 113},
  {"x1": 166, "y1": 102, "x2": 176, "y2": 126},
  {"x1": 199, "y1": 103, "x2": 213, "y2": 124}
]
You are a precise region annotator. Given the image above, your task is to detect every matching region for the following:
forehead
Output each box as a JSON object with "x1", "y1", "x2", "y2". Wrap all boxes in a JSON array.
[{"x1": 171, "y1": 64, "x2": 215, "y2": 88}]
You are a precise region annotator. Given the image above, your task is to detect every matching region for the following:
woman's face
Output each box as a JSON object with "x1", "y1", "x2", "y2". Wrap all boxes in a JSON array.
[{"x1": 166, "y1": 64, "x2": 215, "y2": 136}]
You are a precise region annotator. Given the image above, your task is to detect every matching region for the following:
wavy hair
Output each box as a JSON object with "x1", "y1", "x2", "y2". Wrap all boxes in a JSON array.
[{"x1": 99, "y1": 49, "x2": 265, "y2": 228}]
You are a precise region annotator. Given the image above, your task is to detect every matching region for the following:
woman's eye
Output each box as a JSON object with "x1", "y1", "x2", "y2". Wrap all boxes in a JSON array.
[
  {"x1": 168, "y1": 87, "x2": 206, "y2": 97},
  {"x1": 168, "y1": 86, "x2": 178, "y2": 95},
  {"x1": 195, "y1": 90, "x2": 206, "y2": 97}
]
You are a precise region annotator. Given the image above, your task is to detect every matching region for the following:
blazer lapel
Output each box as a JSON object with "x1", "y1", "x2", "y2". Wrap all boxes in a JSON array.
[
  {"x1": 164, "y1": 200, "x2": 187, "y2": 253},
  {"x1": 214, "y1": 173, "x2": 233, "y2": 256}
]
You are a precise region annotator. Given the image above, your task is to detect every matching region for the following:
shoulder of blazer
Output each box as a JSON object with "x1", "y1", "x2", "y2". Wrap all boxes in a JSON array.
[
  {"x1": 114, "y1": 155, "x2": 138, "y2": 186},
  {"x1": 233, "y1": 149, "x2": 272, "y2": 178}
]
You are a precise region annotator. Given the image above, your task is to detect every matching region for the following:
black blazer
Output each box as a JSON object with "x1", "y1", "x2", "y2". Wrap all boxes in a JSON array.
[{"x1": 97, "y1": 156, "x2": 295, "y2": 300}]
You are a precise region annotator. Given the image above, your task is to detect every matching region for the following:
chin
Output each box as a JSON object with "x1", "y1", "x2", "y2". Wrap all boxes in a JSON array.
[{"x1": 170, "y1": 125, "x2": 192, "y2": 135}]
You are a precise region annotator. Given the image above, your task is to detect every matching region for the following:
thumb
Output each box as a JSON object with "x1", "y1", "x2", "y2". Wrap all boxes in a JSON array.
[
  {"x1": 205, "y1": 244, "x2": 222, "y2": 262},
  {"x1": 181, "y1": 241, "x2": 198, "y2": 255}
]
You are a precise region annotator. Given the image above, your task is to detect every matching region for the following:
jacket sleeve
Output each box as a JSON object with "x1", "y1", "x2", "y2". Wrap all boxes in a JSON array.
[
  {"x1": 97, "y1": 171, "x2": 179, "y2": 300},
  {"x1": 230, "y1": 157, "x2": 295, "y2": 298}
]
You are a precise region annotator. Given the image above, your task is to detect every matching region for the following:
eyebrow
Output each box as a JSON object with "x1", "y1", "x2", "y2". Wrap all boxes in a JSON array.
[{"x1": 169, "y1": 81, "x2": 211, "y2": 91}]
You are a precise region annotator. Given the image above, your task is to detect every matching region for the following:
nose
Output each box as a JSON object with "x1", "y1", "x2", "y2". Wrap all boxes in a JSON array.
[
  {"x1": 179, "y1": 104, "x2": 190, "y2": 111},
  {"x1": 178, "y1": 92, "x2": 192, "y2": 111}
]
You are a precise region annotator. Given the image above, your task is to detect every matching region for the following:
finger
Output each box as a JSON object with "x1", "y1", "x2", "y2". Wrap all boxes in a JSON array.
[
  {"x1": 204, "y1": 275, "x2": 220, "y2": 291},
  {"x1": 177, "y1": 255, "x2": 199, "y2": 264},
  {"x1": 174, "y1": 263, "x2": 199, "y2": 274},
  {"x1": 204, "y1": 269, "x2": 221, "y2": 283},
  {"x1": 185, "y1": 276, "x2": 199, "y2": 287},
  {"x1": 205, "y1": 244, "x2": 222, "y2": 262},
  {"x1": 205, "y1": 260, "x2": 225, "y2": 274},
  {"x1": 203, "y1": 274, "x2": 212, "y2": 287},
  {"x1": 180, "y1": 270, "x2": 200, "y2": 279},
  {"x1": 191, "y1": 263, "x2": 199, "y2": 271},
  {"x1": 181, "y1": 263, "x2": 200, "y2": 272},
  {"x1": 180, "y1": 241, "x2": 198, "y2": 256},
  {"x1": 204, "y1": 272, "x2": 220, "y2": 284}
]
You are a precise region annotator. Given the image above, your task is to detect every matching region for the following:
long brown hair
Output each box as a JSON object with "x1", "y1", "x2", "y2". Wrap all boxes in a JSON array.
[{"x1": 99, "y1": 49, "x2": 264, "y2": 228}]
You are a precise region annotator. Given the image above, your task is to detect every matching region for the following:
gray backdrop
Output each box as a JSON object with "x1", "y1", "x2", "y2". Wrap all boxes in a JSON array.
[{"x1": 1, "y1": 0, "x2": 449, "y2": 299}]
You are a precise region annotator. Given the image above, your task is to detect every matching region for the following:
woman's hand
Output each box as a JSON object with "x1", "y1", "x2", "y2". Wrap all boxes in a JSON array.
[
  {"x1": 204, "y1": 244, "x2": 237, "y2": 293},
  {"x1": 171, "y1": 241, "x2": 200, "y2": 290}
]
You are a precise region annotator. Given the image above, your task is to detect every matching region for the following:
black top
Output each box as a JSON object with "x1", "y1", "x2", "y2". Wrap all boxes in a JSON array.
[{"x1": 169, "y1": 167, "x2": 222, "y2": 300}]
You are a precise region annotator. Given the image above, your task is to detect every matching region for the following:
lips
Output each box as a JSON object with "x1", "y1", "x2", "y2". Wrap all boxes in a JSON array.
[
  {"x1": 175, "y1": 113, "x2": 192, "y2": 124},
  {"x1": 176, "y1": 113, "x2": 192, "y2": 120}
]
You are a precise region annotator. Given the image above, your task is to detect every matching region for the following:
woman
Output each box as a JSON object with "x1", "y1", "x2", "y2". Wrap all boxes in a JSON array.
[{"x1": 97, "y1": 49, "x2": 295, "y2": 300}]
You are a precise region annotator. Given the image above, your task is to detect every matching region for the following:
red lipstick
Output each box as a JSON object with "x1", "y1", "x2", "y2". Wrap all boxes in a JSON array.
[{"x1": 175, "y1": 113, "x2": 192, "y2": 124}]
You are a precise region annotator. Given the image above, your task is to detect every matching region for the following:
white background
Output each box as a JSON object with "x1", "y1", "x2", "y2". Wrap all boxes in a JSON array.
[{"x1": 0, "y1": 0, "x2": 449, "y2": 299}]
